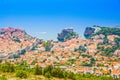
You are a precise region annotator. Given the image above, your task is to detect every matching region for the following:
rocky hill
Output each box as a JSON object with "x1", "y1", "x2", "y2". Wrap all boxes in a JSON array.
[
  {"x1": 57, "y1": 28, "x2": 79, "y2": 42},
  {"x1": 0, "y1": 27, "x2": 42, "y2": 59},
  {"x1": 0, "y1": 27, "x2": 32, "y2": 42}
]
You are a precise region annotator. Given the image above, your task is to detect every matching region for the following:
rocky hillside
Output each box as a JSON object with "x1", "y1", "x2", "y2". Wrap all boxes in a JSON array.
[
  {"x1": 84, "y1": 26, "x2": 120, "y2": 57},
  {"x1": 0, "y1": 27, "x2": 42, "y2": 59},
  {"x1": 0, "y1": 27, "x2": 32, "y2": 42},
  {"x1": 1, "y1": 27, "x2": 120, "y2": 79}
]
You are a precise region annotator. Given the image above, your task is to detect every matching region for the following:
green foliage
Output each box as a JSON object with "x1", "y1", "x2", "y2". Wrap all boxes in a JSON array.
[
  {"x1": 43, "y1": 65, "x2": 53, "y2": 74},
  {"x1": 0, "y1": 63, "x2": 114, "y2": 80},
  {"x1": 15, "y1": 64, "x2": 24, "y2": 70},
  {"x1": 99, "y1": 76, "x2": 114, "y2": 80},
  {"x1": 34, "y1": 65, "x2": 42, "y2": 75},
  {"x1": 115, "y1": 37, "x2": 120, "y2": 49},
  {"x1": 13, "y1": 55, "x2": 20, "y2": 58},
  {"x1": 68, "y1": 58, "x2": 75, "y2": 64},
  {"x1": 81, "y1": 57, "x2": 95, "y2": 67},
  {"x1": 103, "y1": 37, "x2": 109, "y2": 44},
  {"x1": 65, "y1": 32, "x2": 79, "y2": 40},
  {"x1": 31, "y1": 60, "x2": 37, "y2": 65},
  {"x1": 31, "y1": 46, "x2": 37, "y2": 50},
  {"x1": 42, "y1": 41, "x2": 52, "y2": 51},
  {"x1": 0, "y1": 63, "x2": 15, "y2": 72},
  {"x1": 44, "y1": 72, "x2": 51, "y2": 78},
  {"x1": 79, "y1": 46, "x2": 86, "y2": 52},
  {"x1": 51, "y1": 50, "x2": 54, "y2": 54},
  {"x1": 102, "y1": 46, "x2": 116, "y2": 56},
  {"x1": 14, "y1": 38, "x2": 21, "y2": 43},
  {"x1": 74, "y1": 48, "x2": 78, "y2": 52},
  {"x1": 93, "y1": 27, "x2": 120, "y2": 56},
  {"x1": 74, "y1": 46, "x2": 86, "y2": 52},
  {"x1": 21, "y1": 49, "x2": 26, "y2": 55},
  {"x1": 81, "y1": 54, "x2": 88, "y2": 58},
  {"x1": 81, "y1": 62, "x2": 93, "y2": 67},
  {"x1": 0, "y1": 75, "x2": 7, "y2": 80},
  {"x1": 20, "y1": 60, "x2": 27, "y2": 66},
  {"x1": 95, "y1": 27, "x2": 120, "y2": 36},
  {"x1": 97, "y1": 43, "x2": 117, "y2": 57},
  {"x1": 97, "y1": 45, "x2": 104, "y2": 51},
  {"x1": 101, "y1": 37, "x2": 120, "y2": 56},
  {"x1": 66, "y1": 33, "x2": 71, "y2": 40},
  {"x1": 16, "y1": 70, "x2": 28, "y2": 79},
  {"x1": 51, "y1": 67, "x2": 65, "y2": 78},
  {"x1": 90, "y1": 58, "x2": 95, "y2": 65}
]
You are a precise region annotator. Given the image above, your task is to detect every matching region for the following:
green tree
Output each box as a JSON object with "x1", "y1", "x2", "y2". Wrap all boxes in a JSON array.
[
  {"x1": 103, "y1": 37, "x2": 109, "y2": 44},
  {"x1": 45, "y1": 72, "x2": 51, "y2": 78},
  {"x1": 115, "y1": 37, "x2": 120, "y2": 48},
  {"x1": 21, "y1": 49, "x2": 26, "y2": 55},
  {"x1": 34, "y1": 65, "x2": 42, "y2": 75},
  {"x1": 14, "y1": 38, "x2": 21, "y2": 43},
  {"x1": 78, "y1": 46, "x2": 86, "y2": 52},
  {"x1": 42, "y1": 41, "x2": 52, "y2": 51},
  {"x1": 44, "y1": 65, "x2": 53, "y2": 74}
]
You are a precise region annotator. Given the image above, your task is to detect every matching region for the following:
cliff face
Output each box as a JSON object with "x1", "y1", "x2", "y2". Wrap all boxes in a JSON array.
[{"x1": 84, "y1": 27, "x2": 95, "y2": 39}]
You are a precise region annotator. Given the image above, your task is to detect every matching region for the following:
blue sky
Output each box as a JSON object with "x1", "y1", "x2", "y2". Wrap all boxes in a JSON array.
[{"x1": 0, "y1": 0, "x2": 120, "y2": 40}]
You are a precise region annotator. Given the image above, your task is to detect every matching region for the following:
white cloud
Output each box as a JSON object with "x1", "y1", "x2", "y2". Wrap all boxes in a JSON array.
[{"x1": 40, "y1": 32, "x2": 47, "y2": 34}]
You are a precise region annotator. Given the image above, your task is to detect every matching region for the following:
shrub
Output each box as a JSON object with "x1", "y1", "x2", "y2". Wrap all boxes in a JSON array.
[
  {"x1": 34, "y1": 65, "x2": 42, "y2": 75},
  {"x1": 51, "y1": 67, "x2": 65, "y2": 78},
  {"x1": 43, "y1": 65, "x2": 53, "y2": 74},
  {"x1": 21, "y1": 49, "x2": 26, "y2": 55},
  {"x1": 16, "y1": 70, "x2": 28, "y2": 78},
  {"x1": 42, "y1": 41, "x2": 53, "y2": 51},
  {"x1": 45, "y1": 72, "x2": 51, "y2": 78},
  {"x1": 1, "y1": 63, "x2": 15, "y2": 72}
]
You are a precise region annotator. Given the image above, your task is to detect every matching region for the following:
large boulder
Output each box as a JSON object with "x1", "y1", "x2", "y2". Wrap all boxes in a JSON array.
[
  {"x1": 84, "y1": 27, "x2": 95, "y2": 39},
  {"x1": 84, "y1": 26, "x2": 101, "y2": 39}
]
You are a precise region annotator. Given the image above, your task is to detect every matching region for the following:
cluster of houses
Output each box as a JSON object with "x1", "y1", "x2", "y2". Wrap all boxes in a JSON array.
[{"x1": 1, "y1": 34, "x2": 120, "y2": 78}]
